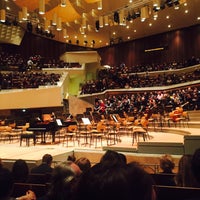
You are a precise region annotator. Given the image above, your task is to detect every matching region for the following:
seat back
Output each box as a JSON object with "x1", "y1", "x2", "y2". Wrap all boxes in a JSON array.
[
  {"x1": 151, "y1": 173, "x2": 176, "y2": 186},
  {"x1": 12, "y1": 183, "x2": 48, "y2": 198},
  {"x1": 154, "y1": 185, "x2": 200, "y2": 200}
]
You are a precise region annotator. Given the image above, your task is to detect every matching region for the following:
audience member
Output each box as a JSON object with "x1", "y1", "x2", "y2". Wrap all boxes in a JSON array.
[
  {"x1": 38, "y1": 161, "x2": 76, "y2": 200},
  {"x1": 75, "y1": 157, "x2": 91, "y2": 173},
  {"x1": 0, "y1": 167, "x2": 35, "y2": 200},
  {"x1": 100, "y1": 150, "x2": 127, "y2": 167},
  {"x1": 158, "y1": 154, "x2": 176, "y2": 186},
  {"x1": 31, "y1": 154, "x2": 53, "y2": 174},
  {"x1": 0, "y1": 167, "x2": 14, "y2": 200},
  {"x1": 159, "y1": 154, "x2": 175, "y2": 174},
  {"x1": 67, "y1": 155, "x2": 76, "y2": 162},
  {"x1": 11, "y1": 159, "x2": 29, "y2": 183},
  {"x1": 175, "y1": 154, "x2": 199, "y2": 187},
  {"x1": 191, "y1": 148, "x2": 200, "y2": 187},
  {"x1": 73, "y1": 160, "x2": 156, "y2": 200}
]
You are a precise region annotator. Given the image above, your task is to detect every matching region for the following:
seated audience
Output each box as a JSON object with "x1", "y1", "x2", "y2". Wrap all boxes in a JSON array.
[
  {"x1": 73, "y1": 160, "x2": 156, "y2": 200},
  {"x1": 175, "y1": 154, "x2": 199, "y2": 187},
  {"x1": 75, "y1": 157, "x2": 91, "y2": 173},
  {"x1": 100, "y1": 150, "x2": 127, "y2": 167},
  {"x1": 11, "y1": 159, "x2": 29, "y2": 183},
  {"x1": 0, "y1": 167, "x2": 35, "y2": 200},
  {"x1": 158, "y1": 154, "x2": 176, "y2": 186},
  {"x1": 38, "y1": 161, "x2": 76, "y2": 200},
  {"x1": 31, "y1": 154, "x2": 53, "y2": 174},
  {"x1": 159, "y1": 154, "x2": 175, "y2": 174},
  {"x1": 191, "y1": 148, "x2": 200, "y2": 187}
]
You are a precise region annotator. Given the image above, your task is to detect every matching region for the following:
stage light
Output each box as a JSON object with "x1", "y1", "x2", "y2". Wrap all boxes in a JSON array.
[
  {"x1": 52, "y1": 13, "x2": 57, "y2": 25},
  {"x1": 22, "y1": 7, "x2": 27, "y2": 20},
  {"x1": 99, "y1": 16, "x2": 103, "y2": 28},
  {"x1": 0, "y1": 9, "x2": 6, "y2": 22},
  {"x1": 104, "y1": 15, "x2": 109, "y2": 26},
  {"x1": 56, "y1": 17, "x2": 62, "y2": 31},
  {"x1": 97, "y1": 0, "x2": 102, "y2": 10},
  {"x1": 39, "y1": 0, "x2": 45, "y2": 15},
  {"x1": 61, "y1": 0, "x2": 67, "y2": 7},
  {"x1": 140, "y1": 6, "x2": 149, "y2": 22}
]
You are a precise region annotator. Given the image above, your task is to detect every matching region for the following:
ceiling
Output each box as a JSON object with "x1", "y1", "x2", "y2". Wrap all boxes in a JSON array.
[{"x1": 1, "y1": 0, "x2": 200, "y2": 48}]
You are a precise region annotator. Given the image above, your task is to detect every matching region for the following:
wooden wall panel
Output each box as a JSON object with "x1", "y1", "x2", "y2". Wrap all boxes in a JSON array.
[{"x1": 98, "y1": 25, "x2": 200, "y2": 67}]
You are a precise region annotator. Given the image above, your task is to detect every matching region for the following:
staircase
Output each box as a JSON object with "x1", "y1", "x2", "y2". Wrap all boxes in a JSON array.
[{"x1": 187, "y1": 110, "x2": 200, "y2": 128}]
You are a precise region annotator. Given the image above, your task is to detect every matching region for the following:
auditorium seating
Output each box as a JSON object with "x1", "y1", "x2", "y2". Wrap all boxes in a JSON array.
[
  {"x1": 11, "y1": 183, "x2": 48, "y2": 198},
  {"x1": 154, "y1": 185, "x2": 200, "y2": 200}
]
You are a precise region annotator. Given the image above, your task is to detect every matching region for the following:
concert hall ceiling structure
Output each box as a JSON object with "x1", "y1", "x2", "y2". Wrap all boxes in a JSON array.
[{"x1": 0, "y1": 0, "x2": 200, "y2": 48}]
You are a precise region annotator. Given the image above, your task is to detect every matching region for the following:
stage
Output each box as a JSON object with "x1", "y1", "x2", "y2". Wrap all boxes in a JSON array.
[{"x1": 1, "y1": 126, "x2": 200, "y2": 171}]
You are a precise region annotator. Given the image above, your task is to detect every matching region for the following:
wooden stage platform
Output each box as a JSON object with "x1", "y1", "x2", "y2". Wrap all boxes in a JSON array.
[{"x1": 0, "y1": 126, "x2": 200, "y2": 171}]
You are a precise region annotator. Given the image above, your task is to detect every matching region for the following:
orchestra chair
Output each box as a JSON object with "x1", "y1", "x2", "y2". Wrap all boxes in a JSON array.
[
  {"x1": 132, "y1": 117, "x2": 149, "y2": 145},
  {"x1": 106, "y1": 120, "x2": 121, "y2": 146},
  {"x1": 11, "y1": 183, "x2": 48, "y2": 199},
  {"x1": 77, "y1": 123, "x2": 92, "y2": 146},
  {"x1": 63, "y1": 125, "x2": 78, "y2": 147},
  {"x1": 179, "y1": 111, "x2": 190, "y2": 127},
  {"x1": 89, "y1": 121, "x2": 106, "y2": 148}
]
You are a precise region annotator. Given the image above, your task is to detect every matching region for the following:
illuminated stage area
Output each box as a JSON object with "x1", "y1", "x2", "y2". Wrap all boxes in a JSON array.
[{"x1": 0, "y1": 125, "x2": 200, "y2": 172}]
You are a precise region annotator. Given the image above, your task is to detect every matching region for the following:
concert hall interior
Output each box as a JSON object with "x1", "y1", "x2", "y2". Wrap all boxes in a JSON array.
[{"x1": 0, "y1": 0, "x2": 200, "y2": 199}]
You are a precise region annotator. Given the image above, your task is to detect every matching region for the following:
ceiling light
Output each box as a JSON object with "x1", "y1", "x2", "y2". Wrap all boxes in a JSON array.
[
  {"x1": 197, "y1": 17, "x2": 200, "y2": 21},
  {"x1": 82, "y1": 18, "x2": 87, "y2": 29},
  {"x1": 97, "y1": 0, "x2": 102, "y2": 10},
  {"x1": 119, "y1": 10, "x2": 125, "y2": 25},
  {"x1": 22, "y1": 7, "x2": 27, "y2": 20},
  {"x1": 61, "y1": 0, "x2": 67, "y2": 7},
  {"x1": 18, "y1": 11, "x2": 23, "y2": 22},
  {"x1": 57, "y1": 17, "x2": 62, "y2": 31},
  {"x1": 39, "y1": 0, "x2": 45, "y2": 15},
  {"x1": 104, "y1": 16, "x2": 109, "y2": 26},
  {"x1": 168, "y1": 24, "x2": 171, "y2": 28},
  {"x1": 0, "y1": 9, "x2": 6, "y2": 22},
  {"x1": 99, "y1": 16, "x2": 103, "y2": 28},
  {"x1": 63, "y1": 28, "x2": 67, "y2": 38},
  {"x1": 52, "y1": 13, "x2": 57, "y2": 25},
  {"x1": 140, "y1": 6, "x2": 149, "y2": 22},
  {"x1": 185, "y1": 10, "x2": 188, "y2": 13}
]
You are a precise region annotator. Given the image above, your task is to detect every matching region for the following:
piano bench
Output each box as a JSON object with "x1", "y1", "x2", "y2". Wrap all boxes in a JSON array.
[{"x1": 20, "y1": 131, "x2": 36, "y2": 146}]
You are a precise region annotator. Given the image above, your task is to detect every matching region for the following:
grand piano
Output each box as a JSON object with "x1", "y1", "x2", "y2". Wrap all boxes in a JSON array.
[{"x1": 27, "y1": 118, "x2": 77, "y2": 144}]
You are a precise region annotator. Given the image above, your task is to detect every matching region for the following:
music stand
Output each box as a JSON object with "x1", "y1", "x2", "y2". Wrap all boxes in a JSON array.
[
  {"x1": 80, "y1": 118, "x2": 91, "y2": 145},
  {"x1": 81, "y1": 118, "x2": 91, "y2": 125}
]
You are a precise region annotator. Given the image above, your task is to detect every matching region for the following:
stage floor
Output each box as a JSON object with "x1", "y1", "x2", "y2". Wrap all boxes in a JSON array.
[{"x1": 0, "y1": 127, "x2": 199, "y2": 163}]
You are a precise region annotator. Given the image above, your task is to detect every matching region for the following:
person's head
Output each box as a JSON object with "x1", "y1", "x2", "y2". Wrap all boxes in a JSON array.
[
  {"x1": 47, "y1": 162, "x2": 76, "y2": 200},
  {"x1": 73, "y1": 161, "x2": 155, "y2": 200},
  {"x1": 67, "y1": 155, "x2": 76, "y2": 162},
  {"x1": 64, "y1": 161, "x2": 82, "y2": 177},
  {"x1": 191, "y1": 148, "x2": 200, "y2": 184},
  {"x1": 12, "y1": 159, "x2": 29, "y2": 182},
  {"x1": 42, "y1": 154, "x2": 53, "y2": 166},
  {"x1": 100, "y1": 150, "x2": 126, "y2": 167},
  {"x1": 0, "y1": 168, "x2": 14, "y2": 199},
  {"x1": 75, "y1": 157, "x2": 91, "y2": 173},
  {"x1": 159, "y1": 154, "x2": 175, "y2": 173},
  {"x1": 175, "y1": 154, "x2": 198, "y2": 187}
]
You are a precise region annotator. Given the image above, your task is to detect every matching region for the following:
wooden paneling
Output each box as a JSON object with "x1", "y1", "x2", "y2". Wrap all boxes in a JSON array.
[{"x1": 98, "y1": 25, "x2": 200, "y2": 67}]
